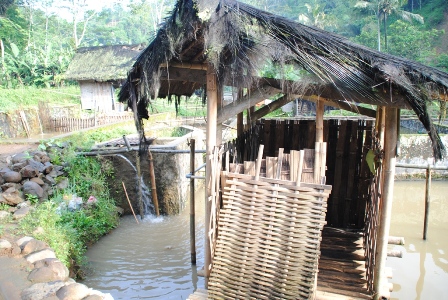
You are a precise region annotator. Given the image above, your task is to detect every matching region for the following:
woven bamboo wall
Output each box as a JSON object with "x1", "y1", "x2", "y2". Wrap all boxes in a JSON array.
[{"x1": 225, "y1": 119, "x2": 374, "y2": 229}]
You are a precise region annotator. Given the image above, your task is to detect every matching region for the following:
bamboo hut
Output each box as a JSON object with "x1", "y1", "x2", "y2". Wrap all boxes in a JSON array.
[
  {"x1": 65, "y1": 44, "x2": 144, "y2": 111},
  {"x1": 118, "y1": 0, "x2": 448, "y2": 299}
]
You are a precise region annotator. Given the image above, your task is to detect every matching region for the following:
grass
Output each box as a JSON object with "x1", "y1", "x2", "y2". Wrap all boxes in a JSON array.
[
  {"x1": 17, "y1": 143, "x2": 119, "y2": 277},
  {"x1": 0, "y1": 85, "x2": 81, "y2": 113}
]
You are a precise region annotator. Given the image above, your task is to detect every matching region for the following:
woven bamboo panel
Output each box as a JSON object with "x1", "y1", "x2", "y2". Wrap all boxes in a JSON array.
[{"x1": 208, "y1": 172, "x2": 331, "y2": 300}]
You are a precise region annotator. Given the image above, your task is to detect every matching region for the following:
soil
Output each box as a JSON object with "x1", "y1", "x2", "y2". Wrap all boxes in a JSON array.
[
  {"x1": 0, "y1": 143, "x2": 40, "y2": 299},
  {"x1": 0, "y1": 143, "x2": 39, "y2": 169}
]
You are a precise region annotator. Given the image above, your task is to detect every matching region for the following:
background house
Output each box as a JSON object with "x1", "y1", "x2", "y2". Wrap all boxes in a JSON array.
[{"x1": 65, "y1": 44, "x2": 144, "y2": 112}]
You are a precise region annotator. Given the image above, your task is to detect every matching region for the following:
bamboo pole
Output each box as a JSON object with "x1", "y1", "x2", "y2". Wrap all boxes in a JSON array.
[
  {"x1": 316, "y1": 100, "x2": 325, "y2": 143},
  {"x1": 136, "y1": 152, "x2": 144, "y2": 219},
  {"x1": 373, "y1": 107, "x2": 398, "y2": 300},
  {"x1": 148, "y1": 150, "x2": 159, "y2": 217},
  {"x1": 122, "y1": 182, "x2": 139, "y2": 224},
  {"x1": 423, "y1": 164, "x2": 431, "y2": 240},
  {"x1": 205, "y1": 64, "x2": 218, "y2": 286},
  {"x1": 190, "y1": 139, "x2": 197, "y2": 265}
]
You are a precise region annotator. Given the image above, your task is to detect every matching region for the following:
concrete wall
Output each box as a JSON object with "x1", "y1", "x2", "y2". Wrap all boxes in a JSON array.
[{"x1": 396, "y1": 134, "x2": 448, "y2": 177}]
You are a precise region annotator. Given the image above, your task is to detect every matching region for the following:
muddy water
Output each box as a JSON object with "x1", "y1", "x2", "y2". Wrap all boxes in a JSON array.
[
  {"x1": 81, "y1": 188, "x2": 205, "y2": 299},
  {"x1": 83, "y1": 181, "x2": 448, "y2": 299},
  {"x1": 389, "y1": 180, "x2": 448, "y2": 300}
]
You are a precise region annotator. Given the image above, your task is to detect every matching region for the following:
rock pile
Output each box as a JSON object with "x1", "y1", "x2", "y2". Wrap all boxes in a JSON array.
[
  {"x1": 0, "y1": 149, "x2": 68, "y2": 219},
  {"x1": 0, "y1": 235, "x2": 113, "y2": 300}
]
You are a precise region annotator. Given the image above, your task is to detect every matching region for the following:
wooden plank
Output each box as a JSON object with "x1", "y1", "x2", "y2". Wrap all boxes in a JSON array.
[
  {"x1": 356, "y1": 121, "x2": 373, "y2": 228},
  {"x1": 263, "y1": 119, "x2": 272, "y2": 157},
  {"x1": 292, "y1": 120, "x2": 301, "y2": 150},
  {"x1": 275, "y1": 120, "x2": 285, "y2": 152},
  {"x1": 331, "y1": 120, "x2": 347, "y2": 227},
  {"x1": 243, "y1": 161, "x2": 255, "y2": 176},
  {"x1": 343, "y1": 121, "x2": 359, "y2": 227}
]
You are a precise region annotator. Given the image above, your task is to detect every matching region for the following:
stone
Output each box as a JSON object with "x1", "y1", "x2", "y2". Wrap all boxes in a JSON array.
[
  {"x1": 16, "y1": 236, "x2": 34, "y2": 249},
  {"x1": 11, "y1": 153, "x2": 30, "y2": 164},
  {"x1": 28, "y1": 159, "x2": 45, "y2": 173},
  {"x1": 56, "y1": 283, "x2": 90, "y2": 300},
  {"x1": 44, "y1": 162, "x2": 54, "y2": 174},
  {"x1": 22, "y1": 238, "x2": 48, "y2": 254},
  {"x1": 20, "y1": 165, "x2": 40, "y2": 178},
  {"x1": 23, "y1": 181, "x2": 44, "y2": 198},
  {"x1": 0, "y1": 167, "x2": 11, "y2": 176},
  {"x1": 0, "y1": 176, "x2": 4, "y2": 185},
  {"x1": 25, "y1": 248, "x2": 56, "y2": 264},
  {"x1": 28, "y1": 258, "x2": 69, "y2": 282},
  {"x1": 1, "y1": 182, "x2": 21, "y2": 191},
  {"x1": 0, "y1": 239, "x2": 12, "y2": 249},
  {"x1": 56, "y1": 178, "x2": 69, "y2": 190},
  {"x1": 115, "y1": 206, "x2": 124, "y2": 216},
  {"x1": 31, "y1": 177, "x2": 45, "y2": 186},
  {"x1": 13, "y1": 205, "x2": 31, "y2": 220},
  {"x1": 2, "y1": 188, "x2": 24, "y2": 206},
  {"x1": 11, "y1": 162, "x2": 28, "y2": 172},
  {"x1": 41, "y1": 155, "x2": 51, "y2": 164},
  {"x1": 21, "y1": 281, "x2": 66, "y2": 300},
  {"x1": 82, "y1": 295, "x2": 104, "y2": 300},
  {"x1": 45, "y1": 175, "x2": 56, "y2": 185},
  {"x1": 2, "y1": 171, "x2": 22, "y2": 183},
  {"x1": 0, "y1": 210, "x2": 10, "y2": 219},
  {"x1": 33, "y1": 226, "x2": 45, "y2": 235}
]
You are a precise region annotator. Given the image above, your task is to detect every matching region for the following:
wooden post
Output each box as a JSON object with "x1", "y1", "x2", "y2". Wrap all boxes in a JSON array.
[
  {"x1": 316, "y1": 100, "x2": 324, "y2": 143},
  {"x1": 246, "y1": 106, "x2": 255, "y2": 130},
  {"x1": 190, "y1": 139, "x2": 197, "y2": 264},
  {"x1": 148, "y1": 150, "x2": 159, "y2": 217},
  {"x1": 423, "y1": 164, "x2": 431, "y2": 240},
  {"x1": 237, "y1": 89, "x2": 244, "y2": 138},
  {"x1": 136, "y1": 152, "x2": 144, "y2": 219},
  {"x1": 373, "y1": 107, "x2": 398, "y2": 300},
  {"x1": 205, "y1": 64, "x2": 218, "y2": 286}
]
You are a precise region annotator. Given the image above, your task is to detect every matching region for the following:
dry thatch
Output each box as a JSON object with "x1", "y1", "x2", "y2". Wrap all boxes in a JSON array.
[
  {"x1": 65, "y1": 44, "x2": 144, "y2": 82},
  {"x1": 119, "y1": 0, "x2": 448, "y2": 159}
]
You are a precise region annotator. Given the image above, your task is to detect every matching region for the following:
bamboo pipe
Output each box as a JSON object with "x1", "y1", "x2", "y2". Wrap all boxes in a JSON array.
[
  {"x1": 148, "y1": 150, "x2": 159, "y2": 217},
  {"x1": 122, "y1": 182, "x2": 139, "y2": 224},
  {"x1": 136, "y1": 152, "x2": 144, "y2": 219},
  {"x1": 189, "y1": 139, "x2": 197, "y2": 265},
  {"x1": 423, "y1": 164, "x2": 431, "y2": 240}
]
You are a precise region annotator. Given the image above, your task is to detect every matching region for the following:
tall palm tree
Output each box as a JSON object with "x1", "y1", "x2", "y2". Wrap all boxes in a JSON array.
[{"x1": 355, "y1": 0, "x2": 423, "y2": 51}]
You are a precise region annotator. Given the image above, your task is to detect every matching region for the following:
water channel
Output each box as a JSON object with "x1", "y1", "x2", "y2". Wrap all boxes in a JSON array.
[{"x1": 82, "y1": 181, "x2": 448, "y2": 299}]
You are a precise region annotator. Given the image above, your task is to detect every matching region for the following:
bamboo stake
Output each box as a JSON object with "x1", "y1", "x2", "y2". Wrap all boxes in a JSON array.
[
  {"x1": 148, "y1": 150, "x2": 159, "y2": 217},
  {"x1": 122, "y1": 181, "x2": 139, "y2": 224},
  {"x1": 423, "y1": 164, "x2": 431, "y2": 240},
  {"x1": 136, "y1": 152, "x2": 144, "y2": 219},
  {"x1": 296, "y1": 150, "x2": 305, "y2": 186},
  {"x1": 190, "y1": 139, "x2": 197, "y2": 265},
  {"x1": 255, "y1": 145, "x2": 264, "y2": 180}
]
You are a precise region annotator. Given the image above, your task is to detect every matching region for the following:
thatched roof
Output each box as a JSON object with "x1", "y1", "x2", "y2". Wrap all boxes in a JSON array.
[
  {"x1": 65, "y1": 44, "x2": 144, "y2": 82},
  {"x1": 119, "y1": 0, "x2": 448, "y2": 159}
]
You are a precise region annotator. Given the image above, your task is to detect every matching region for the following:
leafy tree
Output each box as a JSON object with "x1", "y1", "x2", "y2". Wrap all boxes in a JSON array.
[{"x1": 355, "y1": 0, "x2": 424, "y2": 51}]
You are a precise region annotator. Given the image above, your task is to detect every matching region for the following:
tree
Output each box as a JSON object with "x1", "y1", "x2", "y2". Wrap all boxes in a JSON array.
[
  {"x1": 355, "y1": 0, "x2": 423, "y2": 51},
  {"x1": 298, "y1": 0, "x2": 334, "y2": 29}
]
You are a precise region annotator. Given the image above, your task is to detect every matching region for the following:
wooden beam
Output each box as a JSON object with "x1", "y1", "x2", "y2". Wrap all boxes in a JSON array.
[
  {"x1": 160, "y1": 62, "x2": 208, "y2": 70},
  {"x1": 373, "y1": 107, "x2": 398, "y2": 300},
  {"x1": 217, "y1": 85, "x2": 278, "y2": 123},
  {"x1": 205, "y1": 64, "x2": 218, "y2": 287},
  {"x1": 301, "y1": 95, "x2": 376, "y2": 118},
  {"x1": 250, "y1": 94, "x2": 290, "y2": 124}
]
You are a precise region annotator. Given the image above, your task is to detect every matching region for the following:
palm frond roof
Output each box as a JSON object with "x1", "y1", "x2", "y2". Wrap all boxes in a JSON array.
[{"x1": 119, "y1": 0, "x2": 448, "y2": 159}]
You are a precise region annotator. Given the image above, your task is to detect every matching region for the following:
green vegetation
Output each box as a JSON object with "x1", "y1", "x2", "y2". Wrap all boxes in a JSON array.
[
  {"x1": 18, "y1": 143, "x2": 119, "y2": 277},
  {"x1": 0, "y1": 86, "x2": 80, "y2": 113}
]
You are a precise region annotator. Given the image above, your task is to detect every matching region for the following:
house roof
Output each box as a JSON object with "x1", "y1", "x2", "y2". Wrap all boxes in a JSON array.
[
  {"x1": 64, "y1": 44, "x2": 144, "y2": 82},
  {"x1": 119, "y1": 0, "x2": 448, "y2": 159}
]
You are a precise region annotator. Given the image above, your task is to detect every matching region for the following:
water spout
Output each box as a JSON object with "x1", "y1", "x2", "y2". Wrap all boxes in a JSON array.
[{"x1": 114, "y1": 154, "x2": 154, "y2": 215}]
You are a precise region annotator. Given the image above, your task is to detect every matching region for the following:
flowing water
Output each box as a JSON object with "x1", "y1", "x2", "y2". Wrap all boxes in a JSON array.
[
  {"x1": 81, "y1": 188, "x2": 205, "y2": 299},
  {"x1": 82, "y1": 181, "x2": 448, "y2": 299}
]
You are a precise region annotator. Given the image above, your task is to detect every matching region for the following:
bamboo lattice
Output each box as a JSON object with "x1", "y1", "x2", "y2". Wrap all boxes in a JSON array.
[{"x1": 208, "y1": 145, "x2": 331, "y2": 299}]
